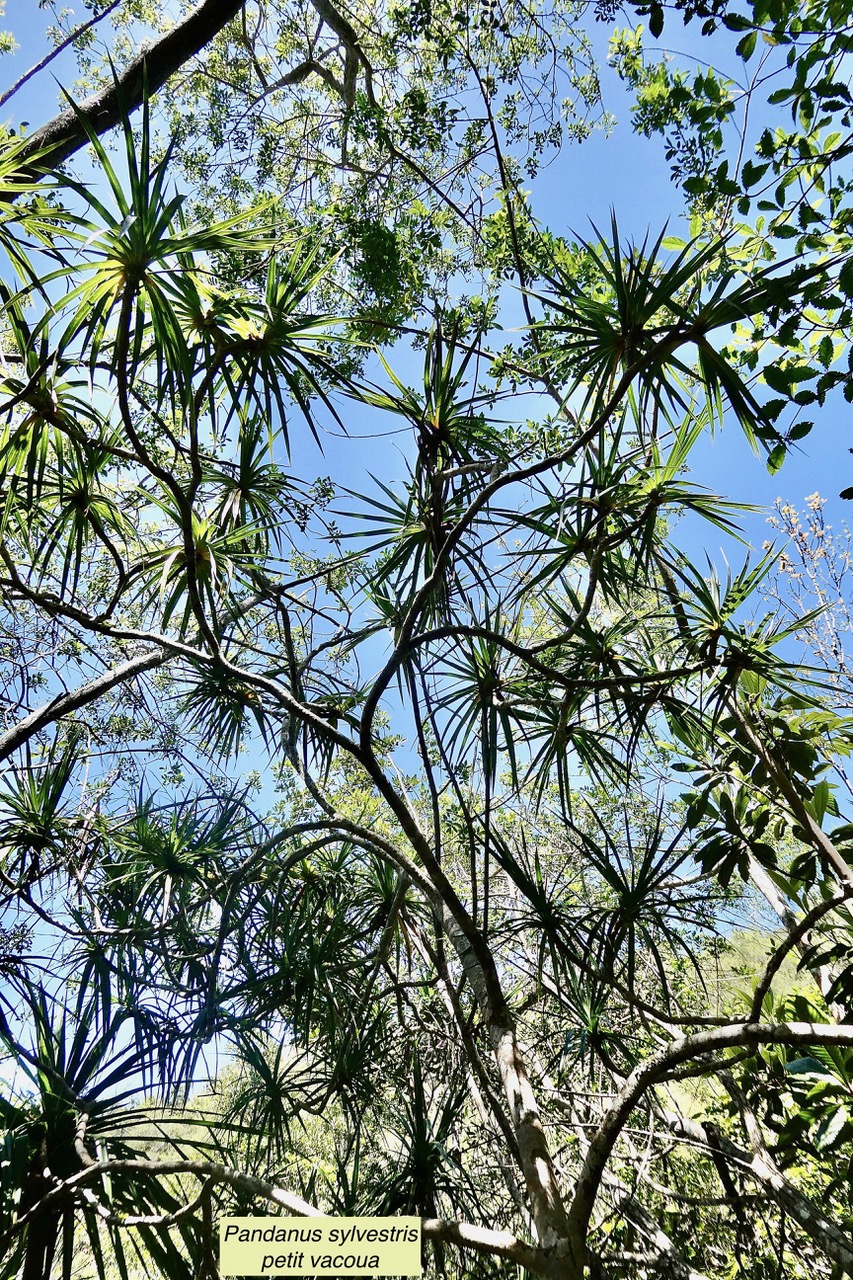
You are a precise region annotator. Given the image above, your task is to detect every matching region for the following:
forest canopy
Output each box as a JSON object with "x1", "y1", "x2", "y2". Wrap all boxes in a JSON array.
[{"x1": 1, "y1": 1, "x2": 853, "y2": 1277}]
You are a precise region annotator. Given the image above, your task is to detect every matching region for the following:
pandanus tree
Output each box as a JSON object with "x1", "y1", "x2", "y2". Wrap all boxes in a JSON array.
[{"x1": 4, "y1": 46, "x2": 853, "y2": 1280}]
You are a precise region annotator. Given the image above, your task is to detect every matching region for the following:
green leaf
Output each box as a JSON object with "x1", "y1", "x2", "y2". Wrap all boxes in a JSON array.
[
  {"x1": 766, "y1": 443, "x2": 787, "y2": 473},
  {"x1": 741, "y1": 160, "x2": 769, "y2": 187},
  {"x1": 737, "y1": 30, "x2": 757, "y2": 59},
  {"x1": 840, "y1": 260, "x2": 853, "y2": 298},
  {"x1": 814, "y1": 1106, "x2": 849, "y2": 1151},
  {"x1": 786, "y1": 1056, "x2": 828, "y2": 1075}
]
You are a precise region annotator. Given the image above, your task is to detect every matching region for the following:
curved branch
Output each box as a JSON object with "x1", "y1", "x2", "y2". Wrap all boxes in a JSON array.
[
  {"x1": 2, "y1": 1157, "x2": 553, "y2": 1277},
  {"x1": 569, "y1": 1020, "x2": 853, "y2": 1260},
  {"x1": 308, "y1": 0, "x2": 373, "y2": 104},
  {"x1": 421, "y1": 1218, "x2": 549, "y2": 1273},
  {"x1": 387, "y1": 618, "x2": 709, "y2": 692}
]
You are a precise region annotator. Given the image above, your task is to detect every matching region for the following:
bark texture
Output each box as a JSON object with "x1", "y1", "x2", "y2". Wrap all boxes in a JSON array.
[
  {"x1": 0, "y1": 649, "x2": 164, "y2": 763},
  {"x1": 11, "y1": 0, "x2": 244, "y2": 181}
]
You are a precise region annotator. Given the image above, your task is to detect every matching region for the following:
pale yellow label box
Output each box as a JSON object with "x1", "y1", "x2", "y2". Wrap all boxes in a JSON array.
[{"x1": 219, "y1": 1216, "x2": 422, "y2": 1276}]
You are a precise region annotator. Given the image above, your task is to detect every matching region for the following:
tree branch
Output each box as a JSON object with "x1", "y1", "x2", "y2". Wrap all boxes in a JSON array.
[
  {"x1": 0, "y1": 648, "x2": 165, "y2": 763},
  {"x1": 569, "y1": 1020, "x2": 853, "y2": 1266},
  {"x1": 3, "y1": 1157, "x2": 553, "y2": 1277},
  {"x1": 749, "y1": 885, "x2": 853, "y2": 1020},
  {"x1": 9, "y1": 0, "x2": 245, "y2": 183},
  {"x1": 0, "y1": 0, "x2": 124, "y2": 111},
  {"x1": 661, "y1": 1101, "x2": 853, "y2": 1274}
]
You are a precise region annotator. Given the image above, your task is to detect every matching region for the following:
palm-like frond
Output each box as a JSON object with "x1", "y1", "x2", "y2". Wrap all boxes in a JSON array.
[
  {"x1": 0, "y1": 735, "x2": 79, "y2": 881},
  {"x1": 535, "y1": 218, "x2": 830, "y2": 454}
]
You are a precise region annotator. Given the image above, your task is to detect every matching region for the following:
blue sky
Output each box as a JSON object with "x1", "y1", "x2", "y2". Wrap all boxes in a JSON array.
[{"x1": 1, "y1": 0, "x2": 849, "y2": 585}]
